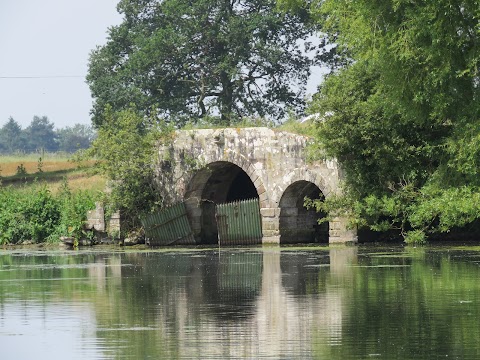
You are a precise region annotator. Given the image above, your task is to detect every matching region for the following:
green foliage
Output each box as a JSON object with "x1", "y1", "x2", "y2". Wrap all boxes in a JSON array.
[
  {"x1": 181, "y1": 115, "x2": 275, "y2": 130},
  {"x1": 305, "y1": 0, "x2": 480, "y2": 241},
  {"x1": 56, "y1": 124, "x2": 96, "y2": 153},
  {"x1": 50, "y1": 178, "x2": 97, "y2": 242},
  {"x1": 25, "y1": 116, "x2": 58, "y2": 152},
  {"x1": 87, "y1": 106, "x2": 169, "y2": 231},
  {"x1": 87, "y1": 0, "x2": 319, "y2": 127},
  {"x1": 0, "y1": 117, "x2": 25, "y2": 153},
  {"x1": 0, "y1": 116, "x2": 95, "y2": 155},
  {"x1": 276, "y1": 112, "x2": 317, "y2": 136},
  {"x1": 408, "y1": 185, "x2": 480, "y2": 234},
  {"x1": 0, "y1": 181, "x2": 97, "y2": 245},
  {"x1": 0, "y1": 184, "x2": 59, "y2": 244}
]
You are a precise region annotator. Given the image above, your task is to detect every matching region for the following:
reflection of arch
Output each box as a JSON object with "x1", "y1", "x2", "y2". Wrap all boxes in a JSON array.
[
  {"x1": 279, "y1": 180, "x2": 328, "y2": 244},
  {"x1": 183, "y1": 160, "x2": 266, "y2": 244}
]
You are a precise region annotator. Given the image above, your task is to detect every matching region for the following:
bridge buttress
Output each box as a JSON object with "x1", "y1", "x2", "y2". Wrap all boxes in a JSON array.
[{"x1": 260, "y1": 207, "x2": 281, "y2": 243}]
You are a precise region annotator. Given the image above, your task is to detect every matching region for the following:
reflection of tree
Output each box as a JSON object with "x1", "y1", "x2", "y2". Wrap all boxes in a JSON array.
[
  {"x1": 116, "y1": 251, "x2": 262, "y2": 321},
  {"x1": 4, "y1": 248, "x2": 480, "y2": 359},
  {"x1": 314, "y1": 249, "x2": 480, "y2": 359},
  {"x1": 89, "y1": 250, "x2": 264, "y2": 358},
  {"x1": 0, "y1": 252, "x2": 102, "y2": 303}
]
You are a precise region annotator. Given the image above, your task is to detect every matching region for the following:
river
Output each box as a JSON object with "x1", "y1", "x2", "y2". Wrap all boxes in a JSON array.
[{"x1": 1, "y1": 244, "x2": 480, "y2": 359}]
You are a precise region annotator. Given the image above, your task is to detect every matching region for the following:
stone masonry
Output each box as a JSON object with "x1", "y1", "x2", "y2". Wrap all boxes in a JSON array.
[{"x1": 156, "y1": 127, "x2": 357, "y2": 244}]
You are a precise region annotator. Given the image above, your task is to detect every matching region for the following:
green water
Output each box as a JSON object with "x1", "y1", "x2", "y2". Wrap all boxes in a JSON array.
[{"x1": 1, "y1": 245, "x2": 480, "y2": 359}]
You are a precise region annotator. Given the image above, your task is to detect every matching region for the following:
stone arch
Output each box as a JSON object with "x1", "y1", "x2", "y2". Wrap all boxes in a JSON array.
[
  {"x1": 182, "y1": 152, "x2": 268, "y2": 244},
  {"x1": 182, "y1": 149, "x2": 269, "y2": 208},
  {"x1": 278, "y1": 170, "x2": 330, "y2": 244},
  {"x1": 277, "y1": 167, "x2": 331, "y2": 202},
  {"x1": 220, "y1": 149, "x2": 269, "y2": 207}
]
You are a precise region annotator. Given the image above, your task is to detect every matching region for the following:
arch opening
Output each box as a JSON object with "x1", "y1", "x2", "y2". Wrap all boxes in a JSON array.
[
  {"x1": 279, "y1": 180, "x2": 328, "y2": 244},
  {"x1": 185, "y1": 161, "x2": 259, "y2": 244}
]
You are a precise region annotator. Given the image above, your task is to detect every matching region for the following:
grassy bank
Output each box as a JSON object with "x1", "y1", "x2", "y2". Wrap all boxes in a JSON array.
[
  {"x1": 0, "y1": 154, "x2": 106, "y2": 245},
  {"x1": 0, "y1": 154, "x2": 105, "y2": 193}
]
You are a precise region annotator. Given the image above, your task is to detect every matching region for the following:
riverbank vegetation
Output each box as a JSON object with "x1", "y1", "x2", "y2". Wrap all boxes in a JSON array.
[
  {"x1": 0, "y1": 155, "x2": 104, "y2": 245},
  {"x1": 85, "y1": 106, "x2": 168, "y2": 231},
  {"x1": 293, "y1": 0, "x2": 480, "y2": 243}
]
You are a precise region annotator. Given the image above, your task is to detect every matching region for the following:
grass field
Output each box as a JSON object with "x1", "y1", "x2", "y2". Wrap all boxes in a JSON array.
[{"x1": 0, "y1": 154, "x2": 106, "y2": 193}]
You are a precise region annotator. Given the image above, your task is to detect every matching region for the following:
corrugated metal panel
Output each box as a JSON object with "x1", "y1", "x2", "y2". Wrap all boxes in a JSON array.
[
  {"x1": 141, "y1": 202, "x2": 195, "y2": 245},
  {"x1": 218, "y1": 252, "x2": 263, "y2": 293},
  {"x1": 215, "y1": 198, "x2": 262, "y2": 245}
]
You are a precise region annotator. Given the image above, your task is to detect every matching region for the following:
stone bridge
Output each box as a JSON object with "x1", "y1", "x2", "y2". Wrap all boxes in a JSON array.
[{"x1": 156, "y1": 127, "x2": 357, "y2": 244}]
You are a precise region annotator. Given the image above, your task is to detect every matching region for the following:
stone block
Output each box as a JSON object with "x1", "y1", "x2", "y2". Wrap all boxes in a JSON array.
[
  {"x1": 262, "y1": 220, "x2": 279, "y2": 231},
  {"x1": 108, "y1": 211, "x2": 121, "y2": 238},
  {"x1": 259, "y1": 192, "x2": 269, "y2": 208},
  {"x1": 85, "y1": 202, "x2": 105, "y2": 232},
  {"x1": 257, "y1": 184, "x2": 267, "y2": 195},
  {"x1": 260, "y1": 208, "x2": 277, "y2": 217},
  {"x1": 262, "y1": 235, "x2": 280, "y2": 244},
  {"x1": 254, "y1": 176, "x2": 264, "y2": 189},
  {"x1": 330, "y1": 221, "x2": 341, "y2": 230}
]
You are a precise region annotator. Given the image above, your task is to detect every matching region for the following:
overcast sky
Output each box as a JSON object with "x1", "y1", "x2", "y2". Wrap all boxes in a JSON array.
[
  {"x1": 0, "y1": 0, "x2": 325, "y2": 130},
  {"x1": 0, "y1": 0, "x2": 122, "y2": 129}
]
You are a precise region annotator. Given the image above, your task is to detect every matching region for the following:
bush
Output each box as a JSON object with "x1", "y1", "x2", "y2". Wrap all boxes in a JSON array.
[
  {"x1": 0, "y1": 180, "x2": 97, "y2": 245},
  {"x1": 49, "y1": 178, "x2": 97, "y2": 242},
  {"x1": 86, "y1": 106, "x2": 169, "y2": 231},
  {"x1": 0, "y1": 184, "x2": 59, "y2": 244}
]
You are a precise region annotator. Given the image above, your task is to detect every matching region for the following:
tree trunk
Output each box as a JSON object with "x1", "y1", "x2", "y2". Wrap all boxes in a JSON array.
[{"x1": 220, "y1": 71, "x2": 234, "y2": 124}]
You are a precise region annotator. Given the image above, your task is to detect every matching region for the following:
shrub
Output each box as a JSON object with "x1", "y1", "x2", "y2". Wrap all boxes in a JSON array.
[
  {"x1": 0, "y1": 180, "x2": 97, "y2": 245},
  {"x1": 0, "y1": 184, "x2": 59, "y2": 244}
]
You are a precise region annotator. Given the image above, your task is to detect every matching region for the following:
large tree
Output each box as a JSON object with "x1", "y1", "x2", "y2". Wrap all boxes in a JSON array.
[
  {"x1": 304, "y1": 0, "x2": 480, "y2": 242},
  {"x1": 25, "y1": 116, "x2": 58, "y2": 152},
  {"x1": 87, "y1": 0, "x2": 318, "y2": 127}
]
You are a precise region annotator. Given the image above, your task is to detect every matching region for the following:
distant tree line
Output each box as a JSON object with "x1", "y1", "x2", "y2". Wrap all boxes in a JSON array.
[{"x1": 0, "y1": 116, "x2": 96, "y2": 154}]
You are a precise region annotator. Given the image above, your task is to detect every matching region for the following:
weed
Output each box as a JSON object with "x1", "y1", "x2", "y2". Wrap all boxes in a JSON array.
[
  {"x1": 16, "y1": 163, "x2": 27, "y2": 176},
  {"x1": 37, "y1": 157, "x2": 44, "y2": 173}
]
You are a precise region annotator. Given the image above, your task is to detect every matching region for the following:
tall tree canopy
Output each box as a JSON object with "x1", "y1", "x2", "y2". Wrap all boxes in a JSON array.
[
  {"x1": 25, "y1": 116, "x2": 58, "y2": 152},
  {"x1": 304, "y1": 0, "x2": 480, "y2": 241},
  {"x1": 0, "y1": 117, "x2": 24, "y2": 153},
  {"x1": 87, "y1": 0, "x2": 319, "y2": 127},
  {"x1": 57, "y1": 124, "x2": 96, "y2": 153}
]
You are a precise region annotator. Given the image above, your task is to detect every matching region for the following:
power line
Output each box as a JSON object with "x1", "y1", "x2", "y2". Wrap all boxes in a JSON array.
[{"x1": 0, "y1": 75, "x2": 84, "y2": 79}]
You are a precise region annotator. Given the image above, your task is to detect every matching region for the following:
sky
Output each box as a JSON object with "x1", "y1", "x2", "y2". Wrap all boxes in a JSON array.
[
  {"x1": 0, "y1": 0, "x2": 122, "y2": 129},
  {"x1": 0, "y1": 0, "x2": 325, "y2": 130}
]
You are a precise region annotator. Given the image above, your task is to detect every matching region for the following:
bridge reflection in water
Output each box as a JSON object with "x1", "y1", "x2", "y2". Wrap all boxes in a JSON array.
[
  {"x1": 84, "y1": 247, "x2": 358, "y2": 358},
  {"x1": 4, "y1": 247, "x2": 480, "y2": 359}
]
